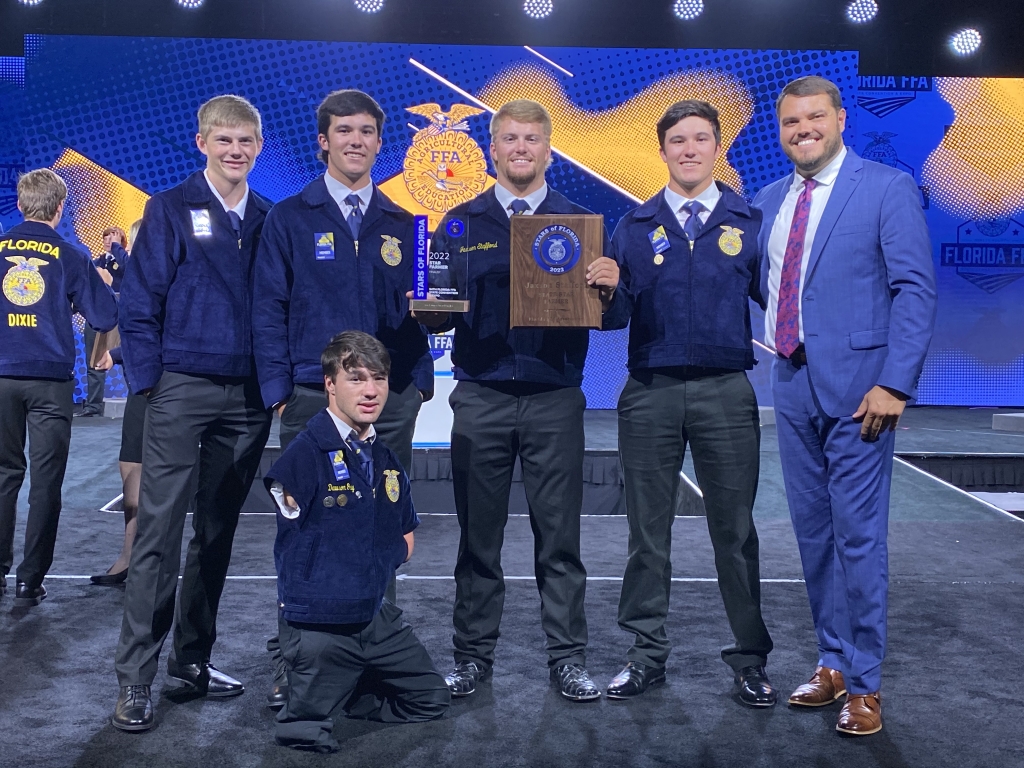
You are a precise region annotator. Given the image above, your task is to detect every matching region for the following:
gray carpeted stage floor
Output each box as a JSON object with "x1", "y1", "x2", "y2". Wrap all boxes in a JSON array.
[{"x1": 2, "y1": 407, "x2": 1023, "y2": 767}]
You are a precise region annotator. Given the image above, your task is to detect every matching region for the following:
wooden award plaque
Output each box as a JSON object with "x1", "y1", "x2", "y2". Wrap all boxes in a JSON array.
[
  {"x1": 89, "y1": 327, "x2": 121, "y2": 368},
  {"x1": 509, "y1": 214, "x2": 604, "y2": 328}
]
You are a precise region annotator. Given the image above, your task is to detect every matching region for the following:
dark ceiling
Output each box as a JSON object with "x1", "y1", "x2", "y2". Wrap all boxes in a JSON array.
[{"x1": 1, "y1": 0, "x2": 1020, "y2": 76}]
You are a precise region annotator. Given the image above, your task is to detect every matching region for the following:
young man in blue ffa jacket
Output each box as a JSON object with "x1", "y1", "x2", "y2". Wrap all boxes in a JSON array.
[
  {"x1": 0, "y1": 169, "x2": 117, "y2": 606},
  {"x1": 601, "y1": 100, "x2": 775, "y2": 707},
  {"x1": 253, "y1": 88, "x2": 432, "y2": 709},
  {"x1": 755, "y1": 77, "x2": 935, "y2": 736},
  {"x1": 267, "y1": 331, "x2": 449, "y2": 753},
  {"x1": 112, "y1": 95, "x2": 274, "y2": 732},
  {"x1": 414, "y1": 99, "x2": 620, "y2": 703}
]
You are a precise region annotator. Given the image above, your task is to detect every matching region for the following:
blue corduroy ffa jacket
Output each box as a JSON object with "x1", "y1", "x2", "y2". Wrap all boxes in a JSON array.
[
  {"x1": 604, "y1": 182, "x2": 764, "y2": 372},
  {"x1": 118, "y1": 170, "x2": 272, "y2": 393},
  {"x1": 252, "y1": 178, "x2": 432, "y2": 410},
  {"x1": 266, "y1": 409, "x2": 418, "y2": 625},
  {"x1": 429, "y1": 186, "x2": 608, "y2": 388},
  {"x1": 0, "y1": 221, "x2": 117, "y2": 379}
]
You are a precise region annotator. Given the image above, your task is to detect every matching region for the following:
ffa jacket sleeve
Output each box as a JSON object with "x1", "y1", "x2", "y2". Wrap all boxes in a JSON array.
[
  {"x1": 265, "y1": 439, "x2": 318, "y2": 527},
  {"x1": 601, "y1": 220, "x2": 634, "y2": 331},
  {"x1": 398, "y1": 470, "x2": 420, "y2": 536},
  {"x1": 252, "y1": 207, "x2": 295, "y2": 409},
  {"x1": 119, "y1": 197, "x2": 181, "y2": 393},
  {"x1": 66, "y1": 244, "x2": 118, "y2": 333},
  {"x1": 875, "y1": 172, "x2": 937, "y2": 398}
]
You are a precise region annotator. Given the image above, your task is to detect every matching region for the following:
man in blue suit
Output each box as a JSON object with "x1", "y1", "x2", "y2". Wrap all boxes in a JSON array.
[{"x1": 754, "y1": 76, "x2": 936, "y2": 736}]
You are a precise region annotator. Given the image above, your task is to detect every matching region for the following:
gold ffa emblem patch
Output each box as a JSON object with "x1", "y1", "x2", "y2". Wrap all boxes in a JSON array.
[
  {"x1": 384, "y1": 469, "x2": 400, "y2": 503},
  {"x1": 403, "y1": 103, "x2": 489, "y2": 213},
  {"x1": 3, "y1": 256, "x2": 48, "y2": 307},
  {"x1": 718, "y1": 226, "x2": 744, "y2": 257},
  {"x1": 380, "y1": 235, "x2": 403, "y2": 266}
]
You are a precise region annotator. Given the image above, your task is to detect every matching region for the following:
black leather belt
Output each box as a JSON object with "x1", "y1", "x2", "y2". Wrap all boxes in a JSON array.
[{"x1": 786, "y1": 345, "x2": 807, "y2": 367}]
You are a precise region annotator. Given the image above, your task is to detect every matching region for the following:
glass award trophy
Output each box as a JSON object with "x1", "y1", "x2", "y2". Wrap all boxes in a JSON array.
[{"x1": 409, "y1": 214, "x2": 471, "y2": 313}]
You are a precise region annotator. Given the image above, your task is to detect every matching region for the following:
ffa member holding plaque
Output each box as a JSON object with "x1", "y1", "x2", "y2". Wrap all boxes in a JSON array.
[
  {"x1": 266, "y1": 331, "x2": 448, "y2": 753},
  {"x1": 602, "y1": 100, "x2": 775, "y2": 706},
  {"x1": 0, "y1": 169, "x2": 117, "y2": 606},
  {"x1": 253, "y1": 89, "x2": 433, "y2": 709},
  {"x1": 415, "y1": 99, "x2": 619, "y2": 702},
  {"x1": 113, "y1": 95, "x2": 273, "y2": 731}
]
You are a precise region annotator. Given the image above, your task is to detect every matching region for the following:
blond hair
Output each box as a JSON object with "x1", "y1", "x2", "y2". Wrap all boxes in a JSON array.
[
  {"x1": 489, "y1": 99, "x2": 552, "y2": 142},
  {"x1": 197, "y1": 94, "x2": 263, "y2": 143},
  {"x1": 17, "y1": 168, "x2": 67, "y2": 222}
]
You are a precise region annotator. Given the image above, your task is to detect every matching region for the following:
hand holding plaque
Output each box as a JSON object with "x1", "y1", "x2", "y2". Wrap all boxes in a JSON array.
[{"x1": 509, "y1": 214, "x2": 604, "y2": 328}]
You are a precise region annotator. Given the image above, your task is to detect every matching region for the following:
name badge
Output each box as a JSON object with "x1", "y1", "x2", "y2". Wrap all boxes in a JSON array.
[
  {"x1": 315, "y1": 232, "x2": 335, "y2": 261},
  {"x1": 191, "y1": 210, "x2": 212, "y2": 238},
  {"x1": 329, "y1": 450, "x2": 350, "y2": 481},
  {"x1": 648, "y1": 225, "x2": 670, "y2": 255}
]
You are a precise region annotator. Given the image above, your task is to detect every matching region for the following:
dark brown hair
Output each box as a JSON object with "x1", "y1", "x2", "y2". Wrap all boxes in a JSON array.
[
  {"x1": 657, "y1": 100, "x2": 721, "y2": 147},
  {"x1": 322, "y1": 330, "x2": 391, "y2": 380}
]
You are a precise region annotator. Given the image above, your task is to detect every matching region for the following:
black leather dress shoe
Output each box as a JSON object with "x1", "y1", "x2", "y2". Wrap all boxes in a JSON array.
[
  {"x1": 735, "y1": 665, "x2": 778, "y2": 708},
  {"x1": 444, "y1": 661, "x2": 491, "y2": 697},
  {"x1": 267, "y1": 655, "x2": 288, "y2": 710},
  {"x1": 90, "y1": 568, "x2": 128, "y2": 586},
  {"x1": 166, "y1": 661, "x2": 244, "y2": 698},
  {"x1": 112, "y1": 685, "x2": 154, "y2": 732},
  {"x1": 606, "y1": 661, "x2": 667, "y2": 699},
  {"x1": 551, "y1": 664, "x2": 601, "y2": 702},
  {"x1": 14, "y1": 582, "x2": 46, "y2": 607}
]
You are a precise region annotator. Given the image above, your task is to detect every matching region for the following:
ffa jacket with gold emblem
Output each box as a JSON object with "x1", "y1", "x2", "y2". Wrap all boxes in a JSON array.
[
  {"x1": 265, "y1": 409, "x2": 418, "y2": 625},
  {"x1": 252, "y1": 178, "x2": 433, "y2": 410},
  {"x1": 603, "y1": 182, "x2": 765, "y2": 372},
  {"x1": 118, "y1": 170, "x2": 273, "y2": 393},
  {"x1": 0, "y1": 221, "x2": 117, "y2": 380}
]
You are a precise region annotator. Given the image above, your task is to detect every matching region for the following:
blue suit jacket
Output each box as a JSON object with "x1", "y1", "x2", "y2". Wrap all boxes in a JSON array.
[{"x1": 754, "y1": 149, "x2": 937, "y2": 417}]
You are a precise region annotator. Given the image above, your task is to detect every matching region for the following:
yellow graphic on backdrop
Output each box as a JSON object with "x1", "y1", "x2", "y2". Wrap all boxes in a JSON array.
[
  {"x1": 476, "y1": 63, "x2": 753, "y2": 200},
  {"x1": 51, "y1": 150, "x2": 150, "y2": 255},
  {"x1": 922, "y1": 78, "x2": 1024, "y2": 220}
]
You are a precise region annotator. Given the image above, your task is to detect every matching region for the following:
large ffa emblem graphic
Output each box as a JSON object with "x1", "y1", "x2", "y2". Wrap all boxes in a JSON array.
[
  {"x1": 862, "y1": 132, "x2": 900, "y2": 168},
  {"x1": 403, "y1": 104, "x2": 489, "y2": 214},
  {"x1": 3, "y1": 256, "x2": 48, "y2": 307},
  {"x1": 384, "y1": 469, "x2": 400, "y2": 503},
  {"x1": 532, "y1": 225, "x2": 582, "y2": 274}
]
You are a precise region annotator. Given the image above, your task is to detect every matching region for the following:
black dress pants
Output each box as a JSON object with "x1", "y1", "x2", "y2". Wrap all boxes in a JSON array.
[
  {"x1": 449, "y1": 381, "x2": 588, "y2": 669},
  {"x1": 275, "y1": 601, "x2": 449, "y2": 752},
  {"x1": 616, "y1": 370, "x2": 773, "y2": 672},
  {"x1": 114, "y1": 371, "x2": 271, "y2": 685},
  {"x1": 0, "y1": 377, "x2": 74, "y2": 587}
]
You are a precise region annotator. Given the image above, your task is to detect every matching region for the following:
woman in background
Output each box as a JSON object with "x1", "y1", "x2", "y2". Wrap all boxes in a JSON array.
[{"x1": 91, "y1": 219, "x2": 144, "y2": 586}]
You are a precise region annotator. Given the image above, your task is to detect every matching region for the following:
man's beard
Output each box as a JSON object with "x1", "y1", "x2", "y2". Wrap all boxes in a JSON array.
[
  {"x1": 793, "y1": 131, "x2": 843, "y2": 176},
  {"x1": 506, "y1": 162, "x2": 539, "y2": 188}
]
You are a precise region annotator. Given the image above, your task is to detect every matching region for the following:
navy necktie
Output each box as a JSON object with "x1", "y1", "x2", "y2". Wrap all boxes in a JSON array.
[
  {"x1": 345, "y1": 194, "x2": 363, "y2": 240},
  {"x1": 682, "y1": 200, "x2": 705, "y2": 242},
  {"x1": 227, "y1": 210, "x2": 242, "y2": 241},
  {"x1": 509, "y1": 199, "x2": 531, "y2": 216},
  {"x1": 349, "y1": 438, "x2": 374, "y2": 486}
]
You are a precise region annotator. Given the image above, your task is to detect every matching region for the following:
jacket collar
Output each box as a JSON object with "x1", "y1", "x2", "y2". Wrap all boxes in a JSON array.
[
  {"x1": 4, "y1": 220, "x2": 60, "y2": 239},
  {"x1": 633, "y1": 182, "x2": 752, "y2": 222},
  {"x1": 181, "y1": 169, "x2": 271, "y2": 215},
  {"x1": 305, "y1": 409, "x2": 347, "y2": 452},
  {"x1": 465, "y1": 185, "x2": 580, "y2": 228},
  {"x1": 299, "y1": 176, "x2": 405, "y2": 234}
]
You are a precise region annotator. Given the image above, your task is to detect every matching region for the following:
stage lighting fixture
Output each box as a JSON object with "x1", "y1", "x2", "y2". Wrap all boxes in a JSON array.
[
  {"x1": 949, "y1": 28, "x2": 982, "y2": 56},
  {"x1": 672, "y1": 0, "x2": 704, "y2": 21},
  {"x1": 18, "y1": 0, "x2": 44, "y2": 5},
  {"x1": 353, "y1": 0, "x2": 385, "y2": 12},
  {"x1": 523, "y1": 0, "x2": 554, "y2": 19},
  {"x1": 175, "y1": 0, "x2": 204, "y2": 8},
  {"x1": 845, "y1": 0, "x2": 878, "y2": 24}
]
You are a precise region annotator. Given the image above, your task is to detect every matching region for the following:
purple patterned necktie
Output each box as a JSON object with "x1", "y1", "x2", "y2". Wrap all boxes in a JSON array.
[{"x1": 775, "y1": 178, "x2": 817, "y2": 358}]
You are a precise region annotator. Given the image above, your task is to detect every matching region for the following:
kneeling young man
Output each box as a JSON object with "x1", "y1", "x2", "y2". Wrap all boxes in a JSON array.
[{"x1": 267, "y1": 331, "x2": 449, "y2": 753}]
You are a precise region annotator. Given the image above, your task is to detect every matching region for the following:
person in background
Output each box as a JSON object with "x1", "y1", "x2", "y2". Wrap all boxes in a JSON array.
[
  {"x1": 91, "y1": 219, "x2": 144, "y2": 586},
  {"x1": 0, "y1": 168, "x2": 118, "y2": 606},
  {"x1": 78, "y1": 226, "x2": 126, "y2": 418}
]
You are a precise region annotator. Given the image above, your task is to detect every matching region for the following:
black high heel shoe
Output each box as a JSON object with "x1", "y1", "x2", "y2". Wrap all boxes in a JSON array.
[{"x1": 90, "y1": 568, "x2": 128, "y2": 586}]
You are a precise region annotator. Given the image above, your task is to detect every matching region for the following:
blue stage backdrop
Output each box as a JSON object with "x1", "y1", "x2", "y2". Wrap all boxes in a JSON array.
[{"x1": 1, "y1": 36, "x2": 1020, "y2": 406}]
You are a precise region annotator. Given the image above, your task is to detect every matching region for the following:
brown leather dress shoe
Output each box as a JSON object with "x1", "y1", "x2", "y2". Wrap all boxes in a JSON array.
[
  {"x1": 788, "y1": 666, "x2": 847, "y2": 707},
  {"x1": 837, "y1": 692, "x2": 882, "y2": 735}
]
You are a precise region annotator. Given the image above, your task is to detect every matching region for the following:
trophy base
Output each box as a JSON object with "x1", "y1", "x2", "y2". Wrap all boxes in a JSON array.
[{"x1": 410, "y1": 299, "x2": 470, "y2": 313}]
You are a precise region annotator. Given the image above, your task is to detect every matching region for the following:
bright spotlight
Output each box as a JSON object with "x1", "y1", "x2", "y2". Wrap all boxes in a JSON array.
[
  {"x1": 523, "y1": 0, "x2": 554, "y2": 19},
  {"x1": 672, "y1": 0, "x2": 704, "y2": 20},
  {"x1": 949, "y1": 28, "x2": 982, "y2": 56},
  {"x1": 354, "y1": 0, "x2": 385, "y2": 12},
  {"x1": 175, "y1": 0, "x2": 204, "y2": 8},
  {"x1": 845, "y1": 0, "x2": 878, "y2": 24},
  {"x1": 18, "y1": 0, "x2": 45, "y2": 5}
]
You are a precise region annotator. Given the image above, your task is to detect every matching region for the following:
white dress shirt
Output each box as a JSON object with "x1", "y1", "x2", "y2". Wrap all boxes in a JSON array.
[
  {"x1": 764, "y1": 146, "x2": 848, "y2": 349},
  {"x1": 662, "y1": 182, "x2": 721, "y2": 236},
  {"x1": 324, "y1": 173, "x2": 373, "y2": 220},
  {"x1": 204, "y1": 170, "x2": 248, "y2": 219},
  {"x1": 270, "y1": 412, "x2": 376, "y2": 518},
  {"x1": 493, "y1": 181, "x2": 549, "y2": 218}
]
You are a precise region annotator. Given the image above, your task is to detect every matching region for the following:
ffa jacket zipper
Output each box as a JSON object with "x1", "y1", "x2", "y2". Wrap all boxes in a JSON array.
[{"x1": 688, "y1": 236, "x2": 695, "y2": 363}]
